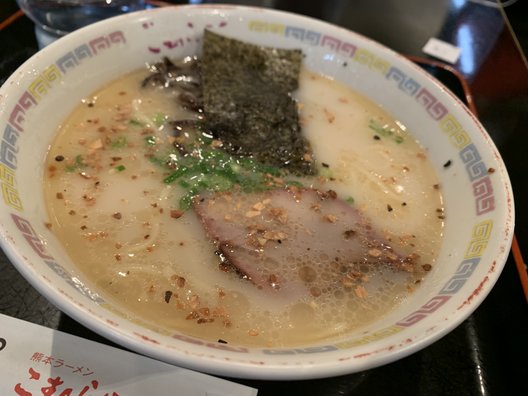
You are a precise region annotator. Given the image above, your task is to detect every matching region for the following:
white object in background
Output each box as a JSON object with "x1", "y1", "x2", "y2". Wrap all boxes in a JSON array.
[
  {"x1": 0, "y1": 314, "x2": 257, "y2": 396},
  {"x1": 422, "y1": 37, "x2": 461, "y2": 64}
]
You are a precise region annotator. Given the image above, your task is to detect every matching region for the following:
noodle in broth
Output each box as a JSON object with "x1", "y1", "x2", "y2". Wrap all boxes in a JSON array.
[{"x1": 43, "y1": 64, "x2": 444, "y2": 347}]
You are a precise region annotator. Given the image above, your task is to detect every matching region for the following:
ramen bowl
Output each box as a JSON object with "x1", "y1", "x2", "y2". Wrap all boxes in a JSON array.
[{"x1": 0, "y1": 5, "x2": 514, "y2": 379}]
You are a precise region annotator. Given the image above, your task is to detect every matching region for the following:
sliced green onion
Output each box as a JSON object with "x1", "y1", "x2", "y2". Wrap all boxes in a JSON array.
[
  {"x1": 319, "y1": 166, "x2": 333, "y2": 179},
  {"x1": 149, "y1": 131, "x2": 313, "y2": 210},
  {"x1": 285, "y1": 180, "x2": 304, "y2": 188},
  {"x1": 144, "y1": 135, "x2": 156, "y2": 146},
  {"x1": 111, "y1": 136, "x2": 128, "y2": 148},
  {"x1": 153, "y1": 112, "x2": 166, "y2": 127},
  {"x1": 65, "y1": 154, "x2": 86, "y2": 172},
  {"x1": 164, "y1": 166, "x2": 190, "y2": 184},
  {"x1": 368, "y1": 119, "x2": 404, "y2": 144},
  {"x1": 200, "y1": 132, "x2": 214, "y2": 145},
  {"x1": 129, "y1": 118, "x2": 145, "y2": 127}
]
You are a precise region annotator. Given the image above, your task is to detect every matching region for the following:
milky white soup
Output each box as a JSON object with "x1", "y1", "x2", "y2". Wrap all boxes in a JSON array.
[{"x1": 43, "y1": 65, "x2": 444, "y2": 347}]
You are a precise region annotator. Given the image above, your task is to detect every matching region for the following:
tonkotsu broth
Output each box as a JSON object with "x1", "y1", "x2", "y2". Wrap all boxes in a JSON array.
[{"x1": 44, "y1": 65, "x2": 444, "y2": 347}]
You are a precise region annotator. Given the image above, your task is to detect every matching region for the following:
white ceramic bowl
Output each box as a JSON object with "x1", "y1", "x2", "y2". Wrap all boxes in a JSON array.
[{"x1": 0, "y1": 5, "x2": 514, "y2": 379}]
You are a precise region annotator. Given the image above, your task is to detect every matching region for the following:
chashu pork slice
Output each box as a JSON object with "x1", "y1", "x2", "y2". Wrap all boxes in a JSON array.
[{"x1": 193, "y1": 188, "x2": 408, "y2": 300}]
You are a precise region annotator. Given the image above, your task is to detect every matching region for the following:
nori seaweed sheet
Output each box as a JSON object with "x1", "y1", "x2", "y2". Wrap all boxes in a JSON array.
[{"x1": 201, "y1": 30, "x2": 315, "y2": 175}]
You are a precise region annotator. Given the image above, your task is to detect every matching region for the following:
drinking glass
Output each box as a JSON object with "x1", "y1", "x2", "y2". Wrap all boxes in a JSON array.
[{"x1": 16, "y1": 0, "x2": 147, "y2": 48}]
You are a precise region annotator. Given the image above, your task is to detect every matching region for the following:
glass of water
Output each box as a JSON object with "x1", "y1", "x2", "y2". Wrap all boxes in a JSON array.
[{"x1": 16, "y1": 0, "x2": 147, "y2": 48}]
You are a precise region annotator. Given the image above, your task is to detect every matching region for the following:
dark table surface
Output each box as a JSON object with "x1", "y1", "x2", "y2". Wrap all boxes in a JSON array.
[{"x1": 1, "y1": 0, "x2": 528, "y2": 395}]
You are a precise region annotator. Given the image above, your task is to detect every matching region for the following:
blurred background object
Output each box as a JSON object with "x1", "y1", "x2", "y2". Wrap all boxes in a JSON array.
[{"x1": 16, "y1": 0, "x2": 147, "y2": 47}]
